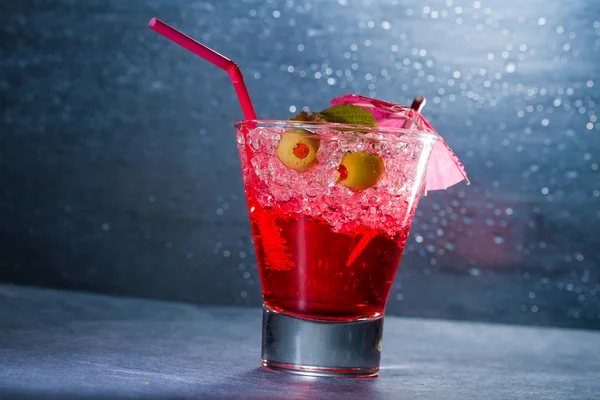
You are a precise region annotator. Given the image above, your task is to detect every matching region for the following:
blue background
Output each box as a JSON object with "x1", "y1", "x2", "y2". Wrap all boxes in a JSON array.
[{"x1": 1, "y1": 0, "x2": 599, "y2": 329}]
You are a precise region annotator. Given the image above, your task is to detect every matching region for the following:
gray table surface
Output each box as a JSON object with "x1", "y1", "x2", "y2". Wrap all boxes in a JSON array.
[{"x1": 0, "y1": 284, "x2": 599, "y2": 400}]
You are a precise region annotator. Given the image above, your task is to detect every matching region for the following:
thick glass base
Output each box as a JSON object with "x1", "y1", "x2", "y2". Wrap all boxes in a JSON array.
[{"x1": 261, "y1": 308, "x2": 384, "y2": 377}]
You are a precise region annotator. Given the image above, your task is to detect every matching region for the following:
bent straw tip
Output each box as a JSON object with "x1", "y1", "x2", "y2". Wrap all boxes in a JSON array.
[
  {"x1": 148, "y1": 17, "x2": 158, "y2": 28},
  {"x1": 410, "y1": 96, "x2": 426, "y2": 112}
]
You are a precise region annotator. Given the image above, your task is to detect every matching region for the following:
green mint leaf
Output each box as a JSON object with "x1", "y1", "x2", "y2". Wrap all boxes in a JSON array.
[{"x1": 318, "y1": 104, "x2": 377, "y2": 126}]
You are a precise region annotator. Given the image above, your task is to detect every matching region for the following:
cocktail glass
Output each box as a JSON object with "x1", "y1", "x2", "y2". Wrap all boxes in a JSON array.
[{"x1": 235, "y1": 118, "x2": 437, "y2": 377}]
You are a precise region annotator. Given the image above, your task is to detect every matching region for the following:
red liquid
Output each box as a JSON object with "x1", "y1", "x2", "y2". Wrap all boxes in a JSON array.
[{"x1": 248, "y1": 200, "x2": 410, "y2": 321}]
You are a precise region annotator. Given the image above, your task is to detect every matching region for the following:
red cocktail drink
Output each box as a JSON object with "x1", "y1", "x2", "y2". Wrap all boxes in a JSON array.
[
  {"x1": 236, "y1": 119, "x2": 436, "y2": 376},
  {"x1": 147, "y1": 19, "x2": 467, "y2": 378}
]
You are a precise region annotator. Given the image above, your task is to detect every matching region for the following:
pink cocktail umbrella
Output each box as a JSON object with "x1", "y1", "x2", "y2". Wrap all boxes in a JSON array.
[
  {"x1": 425, "y1": 141, "x2": 469, "y2": 191},
  {"x1": 331, "y1": 94, "x2": 469, "y2": 191}
]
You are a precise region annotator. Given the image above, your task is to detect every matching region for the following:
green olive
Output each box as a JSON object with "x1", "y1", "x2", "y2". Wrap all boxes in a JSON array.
[
  {"x1": 337, "y1": 151, "x2": 385, "y2": 191},
  {"x1": 276, "y1": 128, "x2": 320, "y2": 172}
]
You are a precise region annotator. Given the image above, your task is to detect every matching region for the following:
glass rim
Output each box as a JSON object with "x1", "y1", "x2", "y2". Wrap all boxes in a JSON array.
[{"x1": 234, "y1": 119, "x2": 439, "y2": 142}]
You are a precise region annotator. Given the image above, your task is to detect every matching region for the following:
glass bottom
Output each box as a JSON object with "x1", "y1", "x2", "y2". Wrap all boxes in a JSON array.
[{"x1": 261, "y1": 307, "x2": 384, "y2": 378}]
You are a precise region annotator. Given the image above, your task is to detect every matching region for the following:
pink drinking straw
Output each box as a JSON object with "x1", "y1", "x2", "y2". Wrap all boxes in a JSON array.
[{"x1": 148, "y1": 18, "x2": 257, "y2": 120}]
